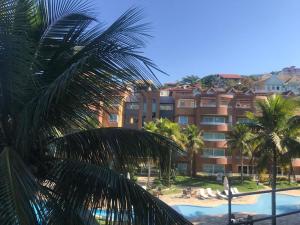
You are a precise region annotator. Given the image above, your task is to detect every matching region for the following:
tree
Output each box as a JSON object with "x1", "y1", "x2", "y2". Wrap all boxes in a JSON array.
[
  {"x1": 183, "y1": 125, "x2": 203, "y2": 177},
  {"x1": 144, "y1": 118, "x2": 185, "y2": 185},
  {"x1": 246, "y1": 94, "x2": 300, "y2": 225},
  {"x1": 144, "y1": 118, "x2": 185, "y2": 146},
  {"x1": 0, "y1": 1, "x2": 191, "y2": 224},
  {"x1": 179, "y1": 75, "x2": 200, "y2": 85},
  {"x1": 227, "y1": 124, "x2": 253, "y2": 183}
]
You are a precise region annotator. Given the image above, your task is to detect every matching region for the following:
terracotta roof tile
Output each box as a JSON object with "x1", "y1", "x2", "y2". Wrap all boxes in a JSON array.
[{"x1": 218, "y1": 74, "x2": 241, "y2": 79}]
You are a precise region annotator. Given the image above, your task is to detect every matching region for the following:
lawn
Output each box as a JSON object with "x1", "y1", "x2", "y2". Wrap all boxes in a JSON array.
[
  {"x1": 275, "y1": 180, "x2": 300, "y2": 189},
  {"x1": 151, "y1": 175, "x2": 266, "y2": 194}
]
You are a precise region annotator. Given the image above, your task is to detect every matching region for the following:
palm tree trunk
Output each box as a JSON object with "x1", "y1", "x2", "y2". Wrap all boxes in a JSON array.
[
  {"x1": 251, "y1": 160, "x2": 255, "y2": 180},
  {"x1": 271, "y1": 150, "x2": 277, "y2": 225},
  {"x1": 190, "y1": 153, "x2": 193, "y2": 178},
  {"x1": 192, "y1": 152, "x2": 197, "y2": 177},
  {"x1": 168, "y1": 150, "x2": 171, "y2": 187},
  {"x1": 290, "y1": 161, "x2": 296, "y2": 183},
  {"x1": 241, "y1": 150, "x2": 244, "y2": 184},
  {"x1": 147, "y1": 157, "x2": 151, "y2": 188},
  {"x1": 188, "y1": 148, "x2": 193, "y2": 177}
]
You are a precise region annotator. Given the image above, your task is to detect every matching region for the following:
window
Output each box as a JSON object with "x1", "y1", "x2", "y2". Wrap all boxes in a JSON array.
[
  {"x1": 160, "y1": 104, "x2": 173, "y2": 111},
  {"x1": 203, "y1": 164, "x2": 213, "y2": 173},
  {"x1": 202, "y1": 116, "x2": 226, "y2": 124},
  {"x1": 214, "y1": 165, "x2": 225, "y2": 173},
  {"x1": 277, "y1": 86, "x2": 280, "y2": 90},
  {"x1": 177, "y1": 163, "x2": 188, "y2": 173},
  {"x1": 203, "y1": 132, "x2": 226, "y2": 141},
  {"x1": 152, "y1": 99, "x2": 156, "y2": 112},
  {"x1": 126, "y1": 103, "x2": 139, "y2": 110},
  {"x1": 203, "y1": 148, "x2": 225, "y2": 157},
  {"x1": 203, "y1": 164, "x2": 225, "y2": 174},
  {"x1": 152, "y1": 99, "x2": 156, "y2": 118},
  {"x1": 178, "y1": 116, "x2": 188, "y2": 125},
  {"x1": 214, "y1": 149, "x2": 225, "y2": 156},
  {"x1": 177, "y1": 99, "x2": 196, "y2": 108},
  {"x1": 143, "y1": 102, "x2": 147, "y2": 114},
  {"x1": 201, "y1": 98, "x2": 216, "y2": 107},
  {"x1": 238, "y1": 165, "x2": 255, "y2": 175},
  {"x1": 109, "y1": 114, "x2": 118, "y2": 122}
]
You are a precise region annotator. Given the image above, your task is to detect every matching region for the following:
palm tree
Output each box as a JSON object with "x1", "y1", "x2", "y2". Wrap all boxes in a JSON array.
[
  {"x1": 144, "y1": 118, "x2": 185, "y2": 185},
  {"x1": 0, "y1": 1, "x2": 191, "y2": 224},
  {"x1": 183, "y1": 125, "x2": 203, "y2": 177},
  {"x1": 246, "y1": 94, "x2": 300, "y2": 225},
  {"x1": 227, "y1": 124, "x2": 253, "y2": 183}
]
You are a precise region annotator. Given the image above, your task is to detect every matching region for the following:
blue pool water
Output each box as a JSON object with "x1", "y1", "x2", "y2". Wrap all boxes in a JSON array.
[{"x1": 173, "y1": 193, "x2": 300, "y2": 218}]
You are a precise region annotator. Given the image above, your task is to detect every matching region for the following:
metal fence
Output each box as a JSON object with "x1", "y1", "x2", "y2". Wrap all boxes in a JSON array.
[{"x1": 228, "y1": 185, "x2": 300, "y2": 225}]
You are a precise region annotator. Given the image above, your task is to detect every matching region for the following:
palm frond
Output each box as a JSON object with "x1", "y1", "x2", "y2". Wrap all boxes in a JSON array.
[
  {"x1": 46, "y1": 160, "x2": 191, "y2": 225},
  {"x1": 50, "y1": 128, "x2": 183, "y2": 171},
  {"x1": 15, "y1": 7, "x2": 164, "y2": 155},
  {"x1": 0, "y1": 148, "x2": 48, "y2": 224}
]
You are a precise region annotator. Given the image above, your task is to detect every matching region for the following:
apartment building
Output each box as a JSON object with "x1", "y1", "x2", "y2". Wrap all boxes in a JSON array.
[{"x1": 101, "y1": 84, "x2": 300, "y2": 176}]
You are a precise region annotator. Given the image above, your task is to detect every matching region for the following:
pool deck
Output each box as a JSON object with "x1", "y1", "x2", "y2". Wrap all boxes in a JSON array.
[
  {"x1": 160, "y1": 193, "x2": 259, "y2": 207},
  {"x1": 159, "y1": 190, "x2": 300, "y2": 225},
  {"x1": 159, "y1": 189, "x2": 300, "y2": 207}
]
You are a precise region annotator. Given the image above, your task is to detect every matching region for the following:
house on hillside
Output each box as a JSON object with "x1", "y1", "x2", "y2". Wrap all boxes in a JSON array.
[
  {"x1": 254, "y1": 67, "x2": 300, "y2": 94},
  {"x1": 254, "y1": 73, "x2": 285, "y2": 93},
  {"x1": 216, "y1": 74, "x2": 241, "y2": 87}
]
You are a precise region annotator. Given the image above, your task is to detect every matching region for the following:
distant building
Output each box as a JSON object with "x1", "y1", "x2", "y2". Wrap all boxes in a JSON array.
[
  {"x1": 254, "y1": 66, "x2": 300, "y2": 94},
  {"x1": 216, "y1": 74, "x2": 242, "y2": 87},
  {"x1": 101, "y1": 83, "x2": 300, "y2": 177}
]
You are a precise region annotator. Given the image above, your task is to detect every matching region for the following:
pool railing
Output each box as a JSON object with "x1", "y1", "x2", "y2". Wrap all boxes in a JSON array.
[{"x1": 228, "y1": 185, "x2": 300, "y2": 225}]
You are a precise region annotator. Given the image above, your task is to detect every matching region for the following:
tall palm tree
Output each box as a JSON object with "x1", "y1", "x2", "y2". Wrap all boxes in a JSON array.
[
  {"x1": 144, "y1": 118, "x2": 185, "y2": 185},
  {"x1": 227, "y1": 124, "x2": 253, "y2": 183},
  {"x1": 246, "y1": 94, "x2": 300, "y2": 225},
  {"x1": 183, "y1": 125, "x2": 203, "y2": 177},
  {"x1": 0, "y1": 1, "x2": 191, "y2": 224}
]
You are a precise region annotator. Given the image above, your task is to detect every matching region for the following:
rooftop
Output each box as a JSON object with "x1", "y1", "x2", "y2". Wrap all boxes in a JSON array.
[{"x1": 218, "y1": 74, "x2": 242, "y2": 79}]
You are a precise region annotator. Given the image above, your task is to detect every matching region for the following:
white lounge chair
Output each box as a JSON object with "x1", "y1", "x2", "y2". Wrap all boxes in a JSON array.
[
  {"x1": 206, "y1": 188, "x2": 217, "y2": 198},
  {"x1": 225, "y1": 190, "x2": 236, "y2": 199},
  {"x1": 216, "y1": 190, "x2": 227, "y2": 199},
  {"x1": 198, "y1": 188, "x2": 209, "y2": 199},
  {"x1": 230, "y1": 188, "x2": 236, "y2": 194},
  {"x1": 233, "y1": 187, "x2": 241, "y2": 194}
]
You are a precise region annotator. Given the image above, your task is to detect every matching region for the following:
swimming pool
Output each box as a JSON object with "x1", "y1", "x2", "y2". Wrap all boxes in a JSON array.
[{"x1": 173, "y1": 193, "x2": 300, "y2": 218}]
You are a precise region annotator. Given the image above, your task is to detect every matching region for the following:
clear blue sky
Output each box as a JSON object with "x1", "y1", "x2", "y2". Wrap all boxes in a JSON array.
[{"x1": 95, "y1": 0, "x2": 300, "y2": 83}]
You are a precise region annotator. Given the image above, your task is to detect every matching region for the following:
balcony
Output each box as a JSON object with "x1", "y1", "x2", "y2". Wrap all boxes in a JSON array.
[
  {"x1": 199, "y1": 106, "x2": 230, "y2": 115},
  {"x1": 204, "y1": 140, "x2": 227, "y2": 148},
  {"x1": 197, "y1": 156, "x2": 232, "y2": 165},
  {"x1": 200, "y1": 123, "x2": 231, "y2": 132},
  {"x1": 175, "y1": 107, "x2": 196, "y2": 116}
]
